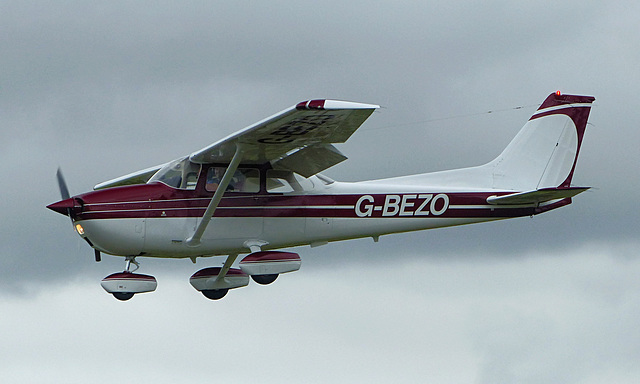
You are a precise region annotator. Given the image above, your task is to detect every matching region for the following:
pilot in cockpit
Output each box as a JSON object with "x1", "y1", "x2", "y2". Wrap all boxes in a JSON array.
[{"x1": 206, "y1": 167, "x2": 246, "y2": 192}]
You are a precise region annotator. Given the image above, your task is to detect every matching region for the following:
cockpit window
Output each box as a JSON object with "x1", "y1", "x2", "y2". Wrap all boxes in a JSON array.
[
  {"x1": 148, "y1": 157, "x2": 201, "y2": 190},
  {"x1": 206, "y1": 167, "x2": 260, "y2": 193}
]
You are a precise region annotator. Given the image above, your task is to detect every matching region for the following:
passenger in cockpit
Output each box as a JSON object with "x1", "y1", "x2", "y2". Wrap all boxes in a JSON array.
[{"x1": 206, "y1": 167, "x2": 224, "y2": 192}]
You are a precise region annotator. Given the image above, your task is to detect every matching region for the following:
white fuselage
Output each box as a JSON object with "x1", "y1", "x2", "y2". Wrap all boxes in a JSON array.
[{"x1": 74, "y1": 174, "x2": 553, "y2": 259}]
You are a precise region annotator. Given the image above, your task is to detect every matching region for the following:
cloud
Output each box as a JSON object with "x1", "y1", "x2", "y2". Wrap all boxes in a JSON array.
[
  {"x1": 1, "y1": 243, "x2": 639, "y2": 383},
  {"x1": 2, "y1": 1, "x2": 640, "y2": 381}
]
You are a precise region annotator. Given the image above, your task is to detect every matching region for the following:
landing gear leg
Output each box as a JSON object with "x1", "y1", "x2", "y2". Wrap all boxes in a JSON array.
[{"x1": 125, "y1": 256, "x2": 140, "y2": 273}]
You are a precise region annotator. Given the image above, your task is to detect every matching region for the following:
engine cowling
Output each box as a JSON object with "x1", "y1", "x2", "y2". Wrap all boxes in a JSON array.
[{"x1": 239, "y1": 251, "x2": 301, "y2": 284}]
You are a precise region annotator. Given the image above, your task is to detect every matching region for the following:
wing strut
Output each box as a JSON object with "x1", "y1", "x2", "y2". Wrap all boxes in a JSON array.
[{"x1": 186, "y1": 144, "x2": 245, "y2": 247}]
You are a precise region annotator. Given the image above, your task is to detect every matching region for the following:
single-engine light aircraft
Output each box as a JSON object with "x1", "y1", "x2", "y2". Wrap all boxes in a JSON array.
[{"x1": 48, "y1": 92, "x2": 595, "y2": 301}]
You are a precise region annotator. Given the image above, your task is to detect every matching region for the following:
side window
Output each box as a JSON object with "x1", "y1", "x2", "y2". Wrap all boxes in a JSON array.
[
  {"x1": 266, "y1": 170, "x2": 313, "y2": 193},
  {"x1": 206, "y1": 167, "x2": 260, "y2": 193}
]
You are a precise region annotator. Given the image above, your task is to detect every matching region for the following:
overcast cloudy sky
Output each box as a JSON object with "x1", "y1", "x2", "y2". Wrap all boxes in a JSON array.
[{"x1": 2, "y1": 1, "x2": 640, "y2": 383}]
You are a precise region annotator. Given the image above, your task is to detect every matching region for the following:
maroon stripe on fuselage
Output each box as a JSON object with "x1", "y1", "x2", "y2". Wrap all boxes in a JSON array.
[{"x1": 72, "y1": 183, "x2": 551, "y2": 220}]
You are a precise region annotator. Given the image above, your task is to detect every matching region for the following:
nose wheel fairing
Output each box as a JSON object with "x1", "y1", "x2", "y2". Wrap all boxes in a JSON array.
[
  {"x1": 100, "y1": 271, "x2": 158, "y2": 300},
  {"x1": 101, "y1": 256, "x2": 157, "y2": 301}
]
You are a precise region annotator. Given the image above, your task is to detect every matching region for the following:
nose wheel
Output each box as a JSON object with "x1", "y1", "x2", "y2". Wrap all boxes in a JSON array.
[
  {"x1": 100, "y1": 256, "x2": 157, "y2": 301},
  {"x1": 112, "y1": 292, "x2": 135, "y2": 301}
]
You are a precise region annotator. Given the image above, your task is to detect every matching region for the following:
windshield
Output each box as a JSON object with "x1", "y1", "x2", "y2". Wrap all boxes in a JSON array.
[{"x1": 148, "y1": 157, "x2": 200, "y2": 190}]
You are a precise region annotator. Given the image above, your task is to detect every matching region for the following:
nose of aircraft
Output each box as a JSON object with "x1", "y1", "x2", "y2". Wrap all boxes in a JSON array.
[{"x1": 46, "y1": 198, "x2": 77, "y2": 216}]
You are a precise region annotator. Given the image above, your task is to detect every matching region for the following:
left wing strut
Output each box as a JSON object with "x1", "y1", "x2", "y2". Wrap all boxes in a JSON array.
[
  {"x1": 186, "y1": 144, "x2": 245, "y2": 247},
  {"x1": 215, "y1": 254, "x2": 239, "y2": 283}
]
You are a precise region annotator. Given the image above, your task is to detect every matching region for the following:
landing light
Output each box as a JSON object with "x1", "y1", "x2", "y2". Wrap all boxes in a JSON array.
[{"x1": 75, "y1": 223, "x2": 85, "y2": 236}]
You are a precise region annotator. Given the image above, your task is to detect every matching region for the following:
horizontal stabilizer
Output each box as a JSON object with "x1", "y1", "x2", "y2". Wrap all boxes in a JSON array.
[{"x1": 487, "y1": 187, "x2": 590, "y2": 205}]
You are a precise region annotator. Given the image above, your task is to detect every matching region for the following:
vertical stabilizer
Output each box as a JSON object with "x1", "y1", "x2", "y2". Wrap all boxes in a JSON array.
[{"x1": 490, "y1": 92, "x2": 595, "y2": 191}]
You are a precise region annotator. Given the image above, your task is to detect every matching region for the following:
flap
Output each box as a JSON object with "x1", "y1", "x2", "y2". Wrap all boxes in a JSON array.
[{"x1": 271, "y1": 143, "x2": 348, "y2": 178}]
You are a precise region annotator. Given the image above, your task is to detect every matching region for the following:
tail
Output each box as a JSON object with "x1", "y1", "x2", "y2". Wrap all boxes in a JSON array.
[{"x1": 489, "y1": 92, "x2": 595, "y2": 191}]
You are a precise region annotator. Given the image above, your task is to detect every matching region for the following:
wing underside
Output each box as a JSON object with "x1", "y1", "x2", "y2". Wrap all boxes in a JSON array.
[{"x1": 189, "y1": 99, "x2": 379, "y2": 175}]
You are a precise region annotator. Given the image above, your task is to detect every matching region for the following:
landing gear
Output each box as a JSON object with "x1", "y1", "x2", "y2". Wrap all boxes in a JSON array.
[
  {"x1": 202, "y1": 289, "x2": 229, "y2": 300},
  {"x1": 112, "y1": 292, "x2": 135, "y2": 301},
  {"x1": 239, "y1": 251, "x2": 300, "y2": 285},
  {"x1": 190, "y1": 256, "x2": 250, "y2": 301},
  {"x1": 125, "y1": 255, "x2": 139, "y2": 273},
  {"x1": 100, "y1": 256, "x2": 157, "y2": 301},
  {"x1": 251, "y1": 274, "x2": 278, "y2": 285}
]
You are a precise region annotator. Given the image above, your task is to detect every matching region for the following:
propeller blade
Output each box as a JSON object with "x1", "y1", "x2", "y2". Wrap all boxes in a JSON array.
[
  {"x1": 56, "y1": 168, "x2": 71, "y2": 200},
  {"x1": 54, "y1": 169, "x2": 98, "y2": 263}
]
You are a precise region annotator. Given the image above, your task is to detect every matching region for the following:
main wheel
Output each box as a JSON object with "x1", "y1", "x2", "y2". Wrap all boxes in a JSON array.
[
  {"x1": 251, "y1": 274, "x2": 278, "y2": 285},
  {"x1": 202, "y1": 289, "x2": 228, "y2": 300},
  {"x1": 112, "y1": 292, "x2": 134, "y2": 301}
]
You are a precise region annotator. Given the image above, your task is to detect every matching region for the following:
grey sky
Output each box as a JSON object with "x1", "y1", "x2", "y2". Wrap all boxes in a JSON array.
[{"x1": 2, "y1": 1, "x2": 640, "y2": 383}]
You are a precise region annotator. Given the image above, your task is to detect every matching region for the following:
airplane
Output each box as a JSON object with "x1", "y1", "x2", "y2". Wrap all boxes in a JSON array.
[{"x1": 47, "y1": 92, "x2": 595, "y2": 301}]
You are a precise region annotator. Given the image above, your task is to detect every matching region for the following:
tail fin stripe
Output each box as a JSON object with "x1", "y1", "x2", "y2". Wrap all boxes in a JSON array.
[
  {"x1": 531, "y1": 103, "x2": 593, "y2": 120},
  {"x1": 490, "y1": 93, "x2": 594, "y2": 191}
]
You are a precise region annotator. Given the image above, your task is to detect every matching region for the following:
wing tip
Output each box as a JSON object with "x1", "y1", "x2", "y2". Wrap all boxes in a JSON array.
[
  {"x1": 296, "y1": 100, "x2": 325, "y2": 110},
  {"x1": 296, "y1": 99, "x2": 380, "y2": 110}
]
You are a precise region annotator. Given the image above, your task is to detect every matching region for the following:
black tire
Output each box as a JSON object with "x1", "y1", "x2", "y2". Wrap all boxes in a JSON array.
[
  {"x1": 202, "y1": 289, "x2": 228, "y2": 300},
  {"x1": 112, "y1": 292, "x2": 134, "y2": 301},
  {"x1": 251, "y1": 274, "x2": 278, "y2": 285}
]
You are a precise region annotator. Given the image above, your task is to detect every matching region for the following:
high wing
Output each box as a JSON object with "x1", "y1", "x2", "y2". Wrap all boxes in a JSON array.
[
  {"x1": 183, "y1": 99, "x2": 379, "y2": 247},
  {"x1": 93, "y1": 99, "x2": 379, "y2": 190},
  {"x1": 189, "y1": 99, "x2": 379, "y2": 177}
]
